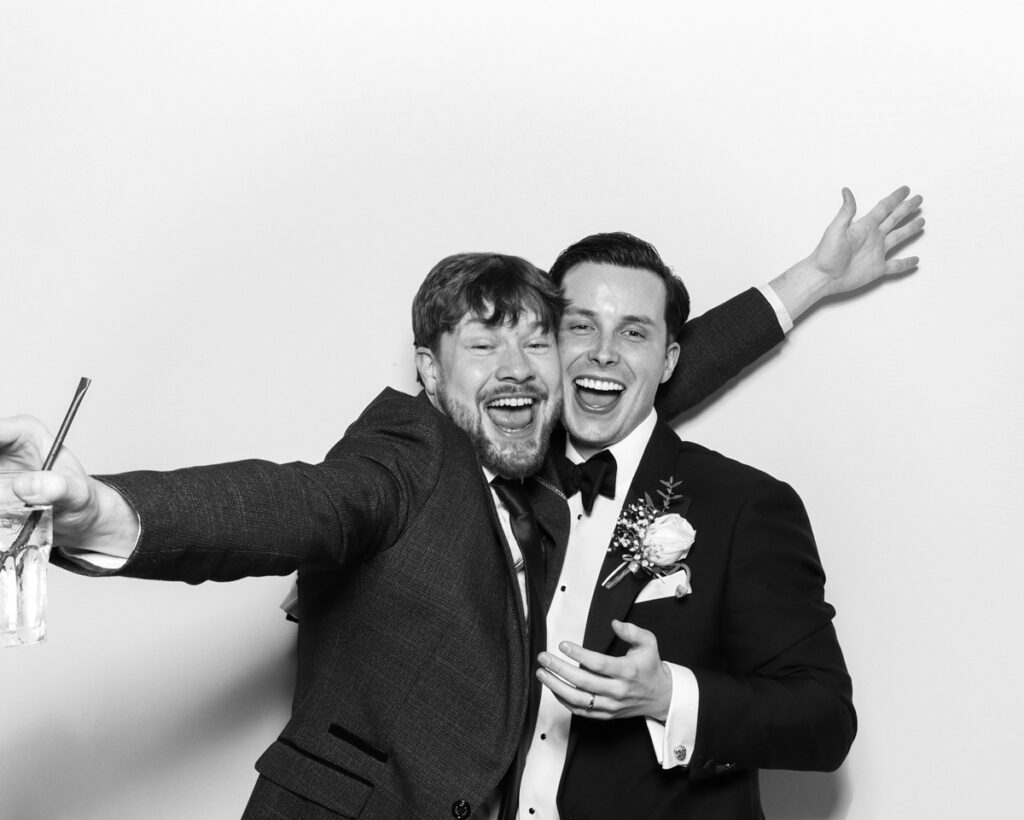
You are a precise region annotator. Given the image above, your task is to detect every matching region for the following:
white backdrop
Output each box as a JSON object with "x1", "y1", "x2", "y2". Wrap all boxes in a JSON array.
[{"x1": 2, "y1": 2, "x2": 1021, "y2": 818}]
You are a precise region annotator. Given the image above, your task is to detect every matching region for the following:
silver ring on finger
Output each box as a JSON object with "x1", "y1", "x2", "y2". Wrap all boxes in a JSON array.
[{"x1": 585, "y1": 693, "x2": 595, "y2": 712}]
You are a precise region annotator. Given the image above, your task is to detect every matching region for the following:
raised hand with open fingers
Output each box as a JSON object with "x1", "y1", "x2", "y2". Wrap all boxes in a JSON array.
[
  {"x1": 813, "y1": 185, "x2": 925, "y2": 292},
  {"x1": 771, "y1": 185, "x2": 925, "y2": 321}
]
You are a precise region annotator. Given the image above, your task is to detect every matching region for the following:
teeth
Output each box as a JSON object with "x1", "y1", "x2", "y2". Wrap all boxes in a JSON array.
[
  {"x1": 489, "y1": 397, "x2": 535, "y2": 408},
  {"x1": 575, "y1": 378, "x2": 624, "y2": 392}
]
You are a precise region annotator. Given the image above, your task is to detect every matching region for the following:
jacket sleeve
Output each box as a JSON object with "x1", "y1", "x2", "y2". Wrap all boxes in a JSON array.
[
  {"x1": 655, "y1": 287, "x2": 785, "y2": 421},
  {"x1": 51, "y1": 390, "x2": 444, "y2": 584},
  {"x1": 688, "y1": 477, "x2": 856, "y2": 777}
]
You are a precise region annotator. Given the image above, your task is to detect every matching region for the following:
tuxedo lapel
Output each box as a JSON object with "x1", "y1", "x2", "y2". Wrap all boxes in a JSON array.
[
  {"x1": 582, "y1": 542, "x2": 648, "y2": 653},
  {"x1": 581, "y1": 420, "x2": 688, "y2": 654}
]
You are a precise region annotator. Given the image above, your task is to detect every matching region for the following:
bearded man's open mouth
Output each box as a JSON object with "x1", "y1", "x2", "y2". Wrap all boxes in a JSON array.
[{"x1": 485, "y1": 395, "x2": 540, "y2": 433}]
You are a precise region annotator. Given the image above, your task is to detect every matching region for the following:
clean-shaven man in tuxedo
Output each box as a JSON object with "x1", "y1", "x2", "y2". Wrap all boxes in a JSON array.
[
  {"x1": 517, "y1": 232, "x2": 857, "y2": 820},
  {"x1": 0, "y1": 187, "x2": 921, "y2": 818}
]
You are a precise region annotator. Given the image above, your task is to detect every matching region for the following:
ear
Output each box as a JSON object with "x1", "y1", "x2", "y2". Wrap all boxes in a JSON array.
[
  {"x1": 415, "y1": 347, "x2": 441, "y2": 404},
  {"x1": 660, "y1": 339, "x2": 681, "y2": 384}
]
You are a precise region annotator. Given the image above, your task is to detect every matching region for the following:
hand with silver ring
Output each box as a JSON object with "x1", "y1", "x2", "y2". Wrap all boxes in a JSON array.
[{"x1": 535, "y1": 620, "x2": 673, "y2": 722}]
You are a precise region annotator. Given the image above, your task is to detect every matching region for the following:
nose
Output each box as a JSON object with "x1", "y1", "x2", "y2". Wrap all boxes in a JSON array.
[
  {"x1": 588, "y1": 329, "x2": 619, "y2": 367},
  {"x1": 495, "y1": 343, "x2": 535, "y2": 382}
]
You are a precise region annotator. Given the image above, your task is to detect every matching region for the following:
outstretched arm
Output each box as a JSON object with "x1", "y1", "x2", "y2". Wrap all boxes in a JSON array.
[
  {"x1": 0, "y1": 415, "x2": 140, "y2": 553},
  {"x1": 655, "y1": 287, "x2": 784, "y2": 420},
  {"x1": 656, "y1": 186, "x2": 924, "y2": 420},
  {"x1": 0, "y1": 391, "x2": 442, "y2": 583}
]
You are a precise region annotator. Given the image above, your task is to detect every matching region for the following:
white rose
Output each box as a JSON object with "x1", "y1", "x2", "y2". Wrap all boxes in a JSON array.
[{"x1": 642, "y1": 514, "x2": 696, "y2": 566}]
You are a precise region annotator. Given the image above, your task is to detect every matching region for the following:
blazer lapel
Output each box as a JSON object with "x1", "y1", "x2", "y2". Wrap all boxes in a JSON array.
[{"x1": 581, "y1": 419, "x2": 687, "y2": 654}]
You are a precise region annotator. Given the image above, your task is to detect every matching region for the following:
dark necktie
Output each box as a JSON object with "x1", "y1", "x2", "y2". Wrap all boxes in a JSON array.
[
  {"x1": 490, "y1": 477, "x2": 547, "y2": 820},
  {"x1": 554, "y1": 449, "x2": 617, "y2": 514}
]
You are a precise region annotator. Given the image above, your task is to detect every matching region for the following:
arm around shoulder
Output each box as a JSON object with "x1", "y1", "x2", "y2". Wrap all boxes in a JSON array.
[{"x1": 655, "y1": 288, "x2": 785, "y2": 421}]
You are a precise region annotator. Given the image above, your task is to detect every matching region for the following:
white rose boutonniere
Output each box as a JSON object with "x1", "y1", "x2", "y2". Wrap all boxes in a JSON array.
[
  {"x1": 643, "y1": 514, "x2": 696, "y2": 565},
  {"x1": 601, "y1": 477, "x2": 696, "y2": 594}
]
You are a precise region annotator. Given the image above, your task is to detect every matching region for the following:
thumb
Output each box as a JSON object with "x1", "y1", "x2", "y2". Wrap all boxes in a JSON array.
[
  {"x1": 611, "y1": 619, "x2": 655, "y2": 650},
  {"x1": 827, "y1": 187, "x2": 857, "y2": 233},
  {"x1": 13, "y1": 471, "x2": 89, "y2": 511}
]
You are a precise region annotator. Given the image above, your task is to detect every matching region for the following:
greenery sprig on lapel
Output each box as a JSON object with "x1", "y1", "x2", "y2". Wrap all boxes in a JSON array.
[{"x1": 648, "y1": 475, "x2": 687, "y2": 514}]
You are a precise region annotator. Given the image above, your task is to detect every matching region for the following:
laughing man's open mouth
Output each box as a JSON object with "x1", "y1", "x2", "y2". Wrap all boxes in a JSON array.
[
  {"x1": 574, "y1": 376, "x2": 625, "y2": 412},
  {"x1": 486, "y1": 395, "x2": 537, "y2": 432}
]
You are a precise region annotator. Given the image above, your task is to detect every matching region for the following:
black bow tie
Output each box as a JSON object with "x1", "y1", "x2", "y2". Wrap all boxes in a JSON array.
[{"x1": 555, "y1": 450, "x2": 617, "y2": 515}]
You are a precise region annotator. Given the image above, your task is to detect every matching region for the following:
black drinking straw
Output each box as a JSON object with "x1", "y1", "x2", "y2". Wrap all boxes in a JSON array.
[{"x1": 7, "y1": 377, "x2": 92, "y2": 553}]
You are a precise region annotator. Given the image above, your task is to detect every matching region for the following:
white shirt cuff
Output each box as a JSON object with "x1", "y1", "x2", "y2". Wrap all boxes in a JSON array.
[
  {"x1": 57, "y1": 545, "x2": 131, "y2": 571},
  {"x1": 757, "y1": 283, "x2": 794, "y2": 334},
  {"x1": 645, "y1": 662, "x2": 699, "y2": 769},
  {"x1": 55, "y1": 510, "x2": 141, "y2": 571}
]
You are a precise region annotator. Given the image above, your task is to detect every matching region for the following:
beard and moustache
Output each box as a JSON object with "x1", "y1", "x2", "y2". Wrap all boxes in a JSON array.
[{"x1": 436, "y1": 380, "x2": 562, "y2": 479}]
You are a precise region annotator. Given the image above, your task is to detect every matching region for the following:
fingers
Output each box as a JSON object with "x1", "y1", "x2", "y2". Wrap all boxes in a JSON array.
[
  {"x1": 537, "y1": 623, "x2": 668, "y2": 721},
  {"x1": 879, "y1": 193, "x2": 923, "y2": 232},
  {"x1": 536, "y1": 643, "x2": 631, "y2": 717},
  {"x1": 883, "y1": 216, "x2": 926, "y2": 252},
  {"x1": 864, "y1": 185, "x2": 912, "y2": 226},
  {"x1": 0, "y1": 415, "x2": 53, "y2": 468},
  {"x1": 542, "y1": 623, "x2": 656, "y2": 684},
  {"x1": 553, "y1": 639, "x2": 626, "y2": 676},
  {"x1": 538, "y1": 649, "x2": 612, "y2": 693},
  {"x1": 537, "y1": 667, "x2": 605, "y2": 717},
  {"x1": 536, "y1": 662, "x2": 616, "y2": 719},
  {"x1": 885, "y1": 256, "x2": 920, "y2": 275}
]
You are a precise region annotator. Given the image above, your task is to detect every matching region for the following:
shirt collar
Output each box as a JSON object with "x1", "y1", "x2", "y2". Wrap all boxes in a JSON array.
[{"x1": 565, "y1": 408, "x2": 657, "y2": 495}]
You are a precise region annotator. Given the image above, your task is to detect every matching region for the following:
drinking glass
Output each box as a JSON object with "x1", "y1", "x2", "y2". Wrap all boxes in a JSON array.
[{"x1": 0, "y1": 472, "x2": 53, "y2": 647}]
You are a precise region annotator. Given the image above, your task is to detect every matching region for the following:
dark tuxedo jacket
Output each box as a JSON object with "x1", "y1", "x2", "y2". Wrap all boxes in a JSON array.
[
  {"x1": 52, "y1": 289, "x2": 783, "y2": 819},
  {"x1": 555, "y1": 420, "x2": 856, "y2": 820}
]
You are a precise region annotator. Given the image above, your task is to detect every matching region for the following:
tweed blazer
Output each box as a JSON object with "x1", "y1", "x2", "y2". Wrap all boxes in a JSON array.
[{"x1": 62, "y1": 389, "x2": 564, "y2": 818}]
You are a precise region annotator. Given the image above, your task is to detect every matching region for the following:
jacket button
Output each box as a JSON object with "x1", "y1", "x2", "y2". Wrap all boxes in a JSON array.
[{"x1": 452, "y1": 799, "x2": 472, "y2": 819}]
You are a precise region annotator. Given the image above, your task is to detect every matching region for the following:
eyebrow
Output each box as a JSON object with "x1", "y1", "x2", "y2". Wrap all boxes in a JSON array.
[
  {"x1": 563, "y1": 307, "x2": 657, "y2": 326},
  {"x1": 464, "y1": 317, "x2": 547, "y2": 332}
]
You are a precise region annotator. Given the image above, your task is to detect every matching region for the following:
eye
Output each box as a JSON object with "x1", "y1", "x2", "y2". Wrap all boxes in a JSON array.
[
  {"x1": 623, "y1": 328, "x2": 647, "y2": 340},
  {"x1": 564, "y1": 321, "x2": 593, "y2": 333},
  {"x1": 526, "y1": 339, "x2": 551, "y2": 351}
]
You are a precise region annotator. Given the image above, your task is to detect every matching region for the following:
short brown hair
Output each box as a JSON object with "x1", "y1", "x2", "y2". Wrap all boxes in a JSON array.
[
  {"x1": 412, "y1": 253, "x2": 565, "y2": 352},
  {"x1": 548, "y1": 232, "x2": 690, "y2": 342}
]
